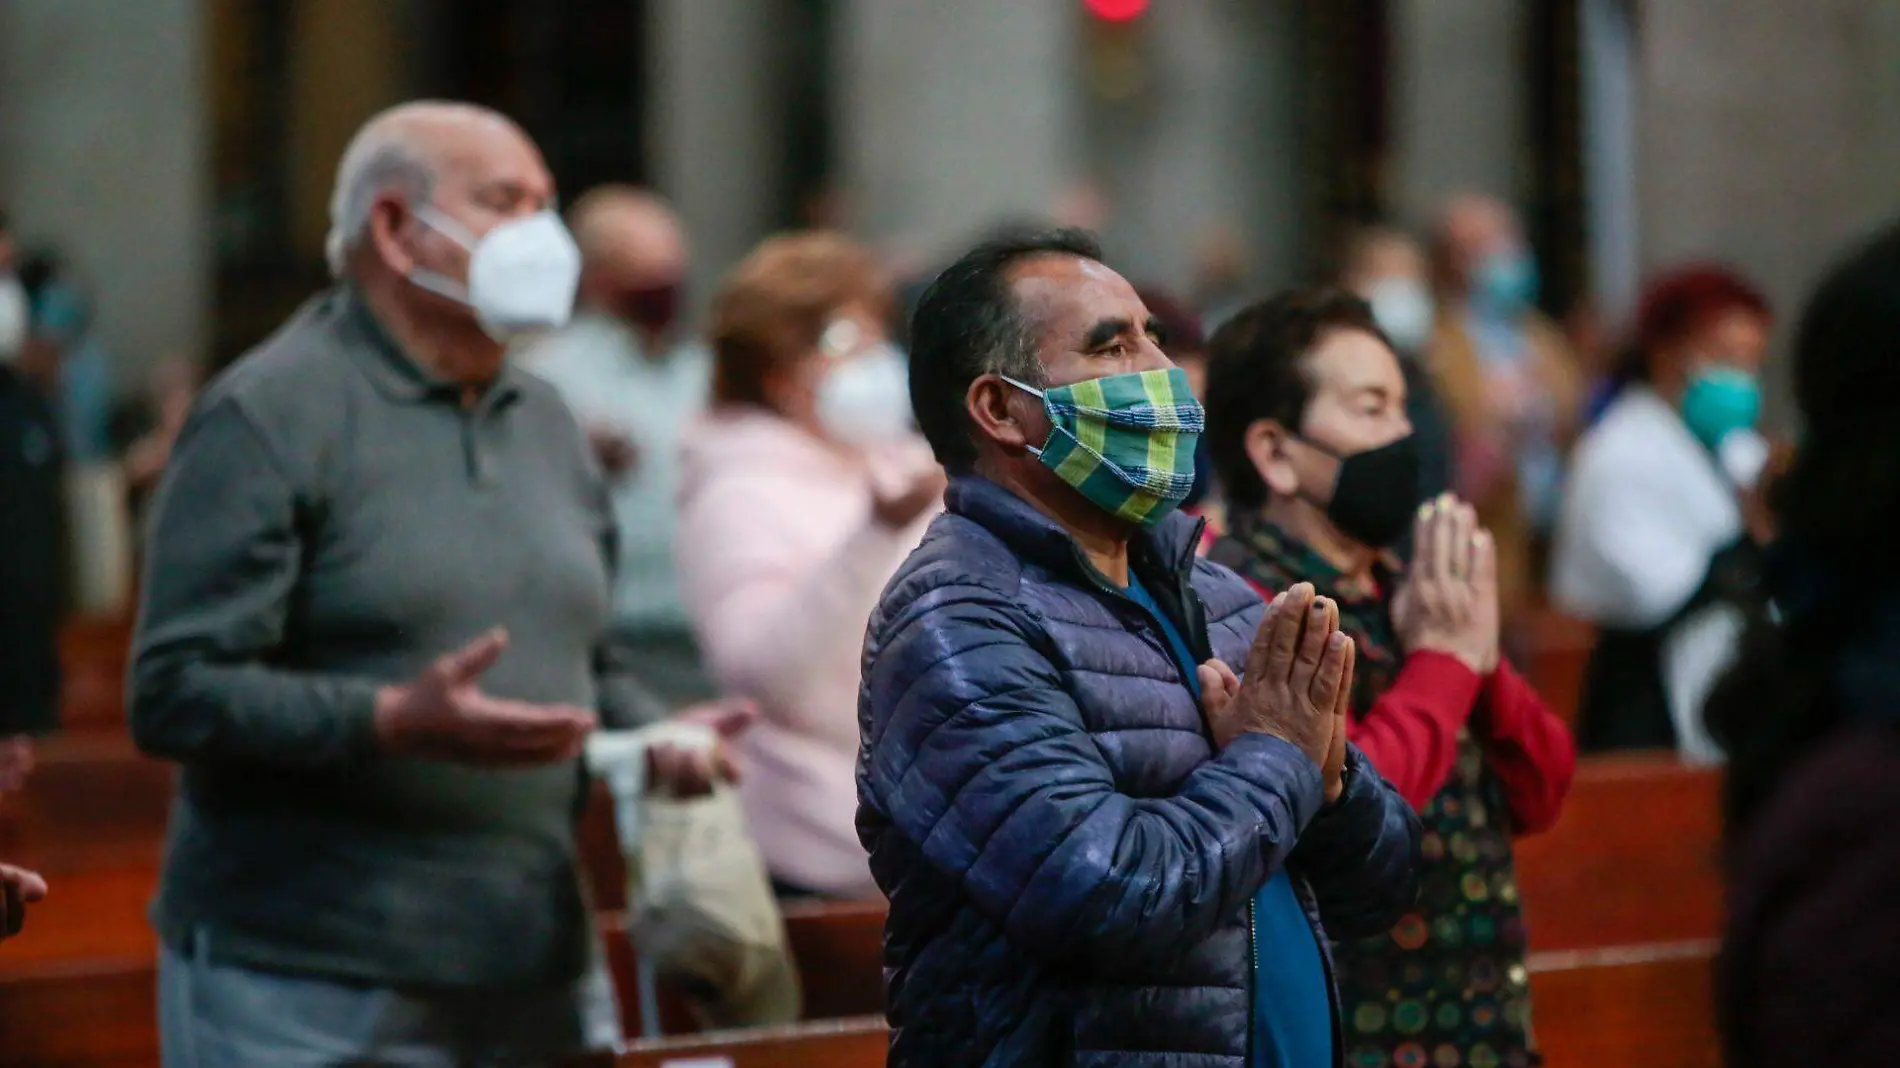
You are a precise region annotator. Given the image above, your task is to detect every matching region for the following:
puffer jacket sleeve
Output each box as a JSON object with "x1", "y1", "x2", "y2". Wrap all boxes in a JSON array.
[
  {"x1": 863, "y1": 583, "x2": 1330, "y2": 977},
  {"x1": 1287, "y1": 743, "x2": 1422, "y2": 940}
]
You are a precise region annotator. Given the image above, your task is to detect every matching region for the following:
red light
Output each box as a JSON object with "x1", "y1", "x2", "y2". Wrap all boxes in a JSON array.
[{"x1": 1085, "y1": 0, "x2": 1148, "y2": 22}]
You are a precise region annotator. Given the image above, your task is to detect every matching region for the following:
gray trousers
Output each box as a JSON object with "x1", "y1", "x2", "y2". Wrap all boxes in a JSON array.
[{"x1": 158, "y1": 936, "x2": 624, "y2": 1068}]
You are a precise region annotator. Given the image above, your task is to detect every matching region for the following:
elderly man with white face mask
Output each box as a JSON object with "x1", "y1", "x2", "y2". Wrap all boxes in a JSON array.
[{"x1": 131, "y1": 102, "x2": 751, "y2": 1068}]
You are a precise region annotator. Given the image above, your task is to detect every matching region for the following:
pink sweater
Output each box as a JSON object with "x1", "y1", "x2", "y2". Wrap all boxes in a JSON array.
[{"x1": 674, "y1": 409, "x2": 937, "y2": 897}]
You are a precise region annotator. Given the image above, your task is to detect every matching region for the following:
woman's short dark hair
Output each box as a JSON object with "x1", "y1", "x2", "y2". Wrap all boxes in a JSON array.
[
  {"x1": 1605, "y1": 264, "x2": 1772, "y2": 390},
  {"x1": 908, "y1": 227, "x2": 1103, "y2": 474},
  {"x1": 1204, "y1": 288, "x2": 1388, "y2": 510},
  {"x1": 1704, "y1": 222, "x2": 1900, "y2": 832}
]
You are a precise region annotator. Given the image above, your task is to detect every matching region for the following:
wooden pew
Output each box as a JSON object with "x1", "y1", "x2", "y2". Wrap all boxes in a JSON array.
[
  {"x1": 0, "y1": 943, "x2": 1718, "y2": 1068},
  {"x1": 0, "y1": 732, "x2": 171, "y2": 875},
  {"x1": 0, "y1": 752, "x2": 1723, "y2": 1064},
  {"x1": 564, "y1": 944, "x2": 1720, "y2": 1068},
  {"x1": 566, "y1": 1016, "x2": 888, "y2": 1068},
  {"x1": 0, "y1": 898, "x2": 891, "y2": 1063},
  {"x1": 1518, "y1": 608, "x2": 1596, "y2": 729},
  {"x1": 0, "y1": 956, "x2": 158, "y2": 1068},
  {"x1": 1527, "y1": 940, "x2": 1721, "y2": 1068},
  {"x1": 1515, "y1": 754, "x2": 1723, "y2": 951},
  {"x1": 582, "y1": 753, "x2": 1724, "y2": 1005},
  {"x1": 0, "y1": 866, "x2": 156, "y2": 966},
  {"x1": 585, "y1": 752, "x2": 1726, "y2": 1042},
  {"x1": 57, "y1": 615, "x2": 134, "y2": 733},
  {"x1": 778, "y1": 900, "x2": 886, "y2": 1020},
  {"x1": 580, "y1": 778, "x2": 629, "y2": 912},
  {"x1": 594, "y1": 898, "x2": 890, "y2": 1036}
]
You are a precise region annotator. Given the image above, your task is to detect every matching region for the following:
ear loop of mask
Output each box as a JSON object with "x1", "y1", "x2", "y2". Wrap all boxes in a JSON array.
[
  {"x1": 406, "y1": 204, "x2": 479, "y2": 306},
  {"x1": 1281, "y1": 428, "x2": 1344, "y2": 512},
  {"x1": 999, "y1": 376, "x2": 1052, "y2": 458}
]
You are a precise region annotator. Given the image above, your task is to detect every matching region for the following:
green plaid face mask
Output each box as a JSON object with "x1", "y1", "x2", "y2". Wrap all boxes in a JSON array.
[{"x1": 1004, "y1": 367, "x2": 1205, "y2": 527}]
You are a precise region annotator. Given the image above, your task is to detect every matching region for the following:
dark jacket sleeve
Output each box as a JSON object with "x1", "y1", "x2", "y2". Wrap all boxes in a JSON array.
[
  {"x1": 863, "y1": 586, "x2": 1329, "y2": 977},
  {"x1": 1289, "y1": 743, "x2": 1422, "y2": 940},
  {"x1": 129, "y1": 397, "x2": 381, "y2": 767}
]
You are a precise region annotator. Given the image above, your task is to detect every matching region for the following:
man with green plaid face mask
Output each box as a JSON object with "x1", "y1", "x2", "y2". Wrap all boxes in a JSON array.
[
  {"x1": 1000, "y1": 366, "x2": 1204, "y2": 527},
  {"x1": 858, "y1": 228, "x2": 1421, "y2": 1068}
]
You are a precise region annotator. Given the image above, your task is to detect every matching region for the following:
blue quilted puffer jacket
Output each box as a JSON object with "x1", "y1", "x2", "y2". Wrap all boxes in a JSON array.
[{"x1": 858, "y1": 477, "x2": 1421, "y2": 1068}]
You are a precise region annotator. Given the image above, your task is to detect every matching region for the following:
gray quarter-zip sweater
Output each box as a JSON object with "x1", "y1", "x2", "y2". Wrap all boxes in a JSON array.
[{"x1": 131, "y1": 287, "x2": 661, "y2": 990}]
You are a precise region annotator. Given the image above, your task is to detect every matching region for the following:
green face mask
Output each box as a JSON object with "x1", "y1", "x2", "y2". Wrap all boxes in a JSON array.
[
  {"x1": 1679, "y1": 365, "x2": 1761, "y2": 452},
  {"x1": 1003, "y1": 366, "x2": 1205, "y2": 527}
]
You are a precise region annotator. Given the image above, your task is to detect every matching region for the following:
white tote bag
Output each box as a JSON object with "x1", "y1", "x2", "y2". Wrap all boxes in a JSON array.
[
  {"x1": 585, "y1": 724, "x2": 801, "y2": 1035},
  {"x1": 65, "y1": 461, "x2": 134, "y2": 616}
]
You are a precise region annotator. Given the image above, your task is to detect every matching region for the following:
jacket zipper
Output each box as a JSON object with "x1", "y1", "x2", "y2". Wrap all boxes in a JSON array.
[
  {"x1": 1299, "y1": 875, "x2": 1346, "y2": 1068},
  {"x1": 1074, "y1": 529, "x2": 1268, "y2": 1062},
  {"x1": 1247, "y1": 896, "x2": 1259, "y2": 1063}
]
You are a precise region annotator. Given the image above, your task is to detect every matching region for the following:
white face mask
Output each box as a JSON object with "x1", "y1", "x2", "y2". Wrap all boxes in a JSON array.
[
  {"x1": 1366, "y1": 276, "x2": 1434, "y2": 353},
  {"x1": 816, "y1": 342, "x2": 914, "y2": 447},
  {"x1": 408, "y1": 205, "x2": 581, "y2": 344},
  {"x1": 0, "y1": 275, "x2": 29, "y2": 363}
]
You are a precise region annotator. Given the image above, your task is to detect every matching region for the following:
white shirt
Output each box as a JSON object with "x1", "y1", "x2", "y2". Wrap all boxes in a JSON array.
[
  {"x1": 520, "y1": 312, "x2": 710, "y2": 633},
  {"x1": 1551, "y1": 385, "x2": 1760, "y2": 763}
]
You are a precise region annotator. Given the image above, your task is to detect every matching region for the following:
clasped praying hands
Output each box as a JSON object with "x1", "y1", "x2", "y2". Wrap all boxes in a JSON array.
[{"x1": 1197, "y1": 583, "x2": 1357, "y2": 803}]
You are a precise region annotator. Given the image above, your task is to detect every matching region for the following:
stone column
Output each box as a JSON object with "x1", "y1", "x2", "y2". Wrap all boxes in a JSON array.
[
  {"x1": 1637, "y1": 0, "x2": 1900, "y2": 293},
  {"x1": 1082, "y1": 0, "x2": 1305, "y2": 291},
  {"x1": 1388, "y1": 0, "x2": 1529, "y2": 221},
  {"x1": 646, "y1": 0, "x2": 787, "y2": 309},
  {"x1": 834, "y1": 0, "x2": 1080, "y2": 264},
  {"x1": 1635, "y1": 0, "x2": 1900, "y2": 424},
  {"x1": 0, "y1": 0, "x2": 209, "y2": 370},
  {"x1": 1579, "y1": 0, "x2": 1641, "y2": 323},
  {"x1": 285, "y1": 0, "x2": 412, "y2": 262}
]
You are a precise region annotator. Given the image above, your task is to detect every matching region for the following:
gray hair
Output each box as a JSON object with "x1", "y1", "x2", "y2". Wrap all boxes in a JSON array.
[{"x1": 324, "y1": 127, "x2": 438, "y2": 278}]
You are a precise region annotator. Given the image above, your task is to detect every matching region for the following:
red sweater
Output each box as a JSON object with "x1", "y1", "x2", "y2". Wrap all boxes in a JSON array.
[{"x1": 1349, "y1": 650, "x2": 1575, "y2": 834}]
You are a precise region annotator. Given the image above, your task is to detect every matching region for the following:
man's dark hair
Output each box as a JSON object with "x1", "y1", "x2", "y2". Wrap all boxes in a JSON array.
[
  {"x1": 1204, "y1": 287, "x2": 1387, "y2": 510},
  {"x1": 908, "y1": 227, "x2": 1104, "y2": 474}
]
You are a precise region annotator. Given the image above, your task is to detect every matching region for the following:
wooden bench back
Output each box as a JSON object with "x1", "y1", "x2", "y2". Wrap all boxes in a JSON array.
[
  {"x1": 571, "y1": 946, "x2": 1720, "y2": 1068},
  {"x1": 1516, "y1": 755, "x2": 1723, "y2": 950}
]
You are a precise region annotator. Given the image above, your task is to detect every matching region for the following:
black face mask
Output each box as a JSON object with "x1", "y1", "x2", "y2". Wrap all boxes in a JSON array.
[
  {"x1": 616, "y1": 281, "x2": 684, "y2": 338},
  {"x1": 1300, "y1": 433, "x2": 1423, "y2": 549}
]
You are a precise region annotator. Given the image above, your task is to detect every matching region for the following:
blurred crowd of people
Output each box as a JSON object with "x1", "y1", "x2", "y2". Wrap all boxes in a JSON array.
[
  {"x1": 0, "y1": 140, "x2": 1776, "y2": 783},
  {"x1": 0, "y1": 94, "x2": 1893, "y2": 1068},
  {"x1": 0, "y1": 209, "x2": 202, "y2": 762}
]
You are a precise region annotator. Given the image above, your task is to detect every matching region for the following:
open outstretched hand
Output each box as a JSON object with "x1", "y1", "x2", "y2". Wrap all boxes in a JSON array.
[{"x1": 373, "y1": 629, "x2": 598, "y2": 767}]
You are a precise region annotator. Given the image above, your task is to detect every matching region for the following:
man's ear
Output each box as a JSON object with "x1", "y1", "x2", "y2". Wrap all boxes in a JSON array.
[
  {"x1": 368, "y1": 194, "x2": 419, "y2": 276},
  {"x1": 1245, "y1": 418, "x2": 1304, "y2": 498},
  {"x1": 967, "y1": 374, "x2": 1043, "y2": 454}
]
